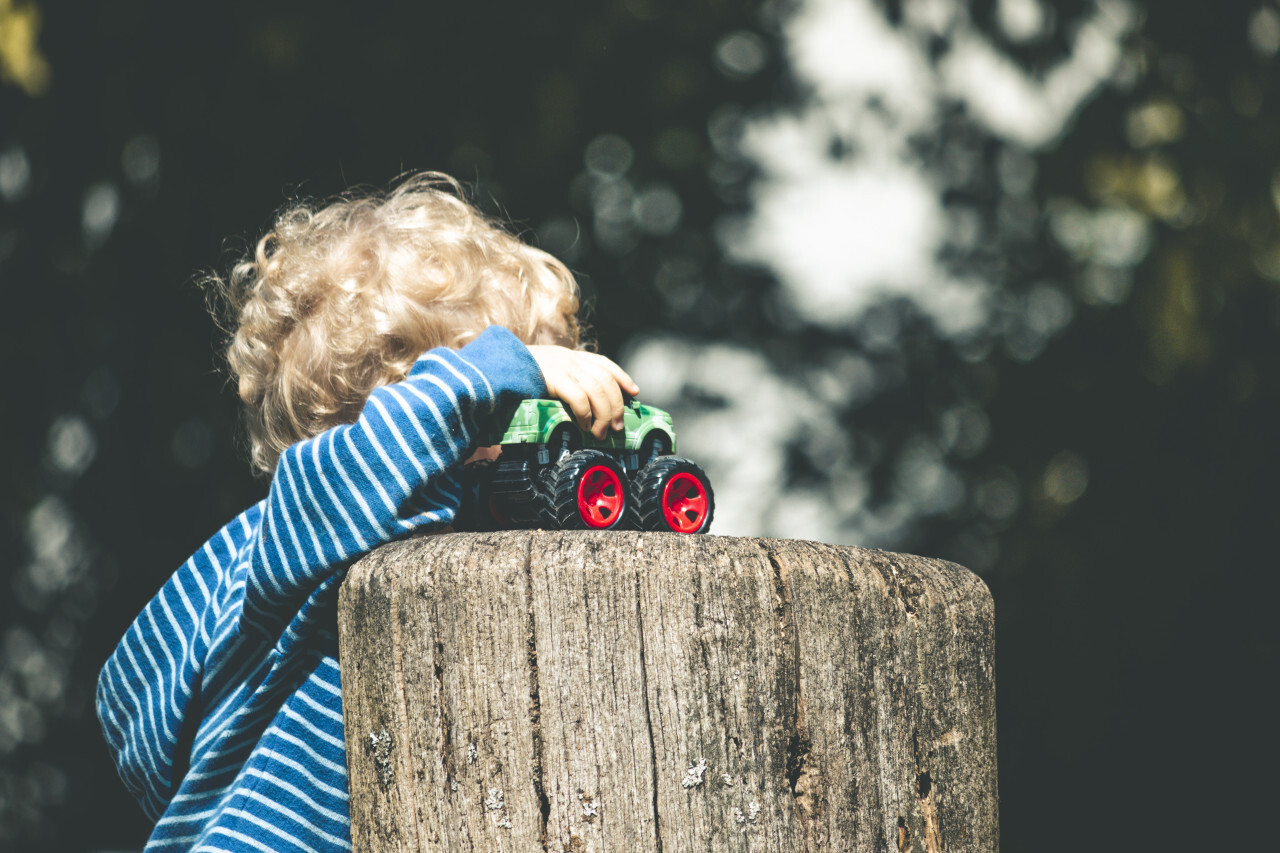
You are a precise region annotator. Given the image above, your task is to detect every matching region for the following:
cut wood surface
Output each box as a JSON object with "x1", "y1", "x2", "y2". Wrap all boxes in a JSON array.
[{"x1": 338, "y1": 531, "x2": 998, "y2": 852}]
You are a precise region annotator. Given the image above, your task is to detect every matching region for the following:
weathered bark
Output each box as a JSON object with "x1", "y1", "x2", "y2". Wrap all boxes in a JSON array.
[{"x1": 338, "y1": 532, "x2": 998, "y2": 852}]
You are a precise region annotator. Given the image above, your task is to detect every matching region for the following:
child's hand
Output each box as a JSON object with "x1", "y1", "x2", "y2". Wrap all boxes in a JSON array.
[{"x1": 528, "y1": 346, "x2": 641, "y2": 440}]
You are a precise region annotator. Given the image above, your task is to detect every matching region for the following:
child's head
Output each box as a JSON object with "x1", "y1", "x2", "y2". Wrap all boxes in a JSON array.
[{"x1": 212, "y1": 172, "x2": 581, "y2": 477}]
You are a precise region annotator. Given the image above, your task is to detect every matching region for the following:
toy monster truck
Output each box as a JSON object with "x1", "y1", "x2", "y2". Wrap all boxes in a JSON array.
[{"x1": 455, "y1": 398, "x2": 714, "y2": 534}]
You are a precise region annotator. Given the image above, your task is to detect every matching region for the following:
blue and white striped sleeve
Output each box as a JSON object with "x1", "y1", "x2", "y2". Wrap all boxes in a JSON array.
[
  {"x1": 241, "y1": 325, "x2": 545, "y2": 637},
  {"x1": 97, "y1": 326, "x2": 543, "y2": 822},
  {"x1": 96, "y1": 511, "x2": 255, "y2": 820}
]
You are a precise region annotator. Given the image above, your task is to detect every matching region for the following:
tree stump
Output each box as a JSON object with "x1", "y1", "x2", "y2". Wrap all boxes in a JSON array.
[{"x1": 337, "y1": 531, "x2": 998, "y2": 852}]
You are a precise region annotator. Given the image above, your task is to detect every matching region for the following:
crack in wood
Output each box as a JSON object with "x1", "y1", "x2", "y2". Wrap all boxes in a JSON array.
[
  {"x1": 389, "y1": 573, "x2": 424, "y2": 853},
  {"x1": 523, "y1": 534, "x2": 551, "y2": 851},
  {"x1": 768, "y1": 546, "x2": 819, "y2": 852},
  {"x1": 633, "y1": 539, "x2": 665, "y2": 853},
  {"x1": 912, "y1": 729, "x2": 943, "y2": 853},
  {"x1": 433, "y1": 638, "x2": 453, "y2": 786}
]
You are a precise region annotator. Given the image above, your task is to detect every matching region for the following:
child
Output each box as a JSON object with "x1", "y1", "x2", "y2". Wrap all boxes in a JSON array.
[{"x1": 97, "y1": 173, "x2": 638, "y2": 852}]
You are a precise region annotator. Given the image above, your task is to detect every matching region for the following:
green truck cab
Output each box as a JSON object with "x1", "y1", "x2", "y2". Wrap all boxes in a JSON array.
[
  {"x1": 480, "y1": 397, "x2": 677, "y2": 457},
  {"x1": 459, "y1": 398, "x2": 713, "y2": 534}
]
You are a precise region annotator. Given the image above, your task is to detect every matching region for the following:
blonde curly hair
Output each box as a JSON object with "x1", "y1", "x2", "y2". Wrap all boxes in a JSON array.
[{"x1": 210, "y1": 172, "x2": 582, "y2": 477}]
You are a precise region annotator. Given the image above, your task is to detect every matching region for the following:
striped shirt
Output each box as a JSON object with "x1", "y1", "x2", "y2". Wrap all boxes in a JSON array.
[{"x1": 97, "y1": 326, "x2": 546, "y2": 852}]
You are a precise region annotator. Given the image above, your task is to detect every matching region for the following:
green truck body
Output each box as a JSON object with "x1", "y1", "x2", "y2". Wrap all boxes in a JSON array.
[{"x1": 480, "y1": 398, "x2": 677, "y2": 455}]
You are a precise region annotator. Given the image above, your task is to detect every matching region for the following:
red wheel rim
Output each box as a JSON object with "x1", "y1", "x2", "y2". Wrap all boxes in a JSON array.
[
  {"x1": 577, "y1": 465, "x2": 624, "y2": 528},
  {"x1": 661, "y1": 472, "x2": 708, "y2": 533}
]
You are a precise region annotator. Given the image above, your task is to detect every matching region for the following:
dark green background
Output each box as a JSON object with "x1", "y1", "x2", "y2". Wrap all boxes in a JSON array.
[{"x1": 2, "y1": 1, "x2": 1275, "y2": 850}]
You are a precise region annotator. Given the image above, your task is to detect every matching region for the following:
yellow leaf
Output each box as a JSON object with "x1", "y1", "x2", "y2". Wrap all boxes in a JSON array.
[{"x1": 0, "y1": 0, "x2": 51, "y2": 97}]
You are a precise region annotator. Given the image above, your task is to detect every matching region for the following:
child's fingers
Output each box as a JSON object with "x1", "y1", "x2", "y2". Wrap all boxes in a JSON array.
[
  {"x1": 559, "y1": 364, "x2": 613, "y2": 439},
  {"x1": 577, "y1": 365, "x2": 624, "y2": 439},
  {"x1": 576, "y1": 355, "x2": 637, "y2": 433},
  {"x1": 554, "y1": 380, "x2": 595, "y2": 434},
  {"x1": 528, "y1": 345, "x2": 636, "y2": 437}
]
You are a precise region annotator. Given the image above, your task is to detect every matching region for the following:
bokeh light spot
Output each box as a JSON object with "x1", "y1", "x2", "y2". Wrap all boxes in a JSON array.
[
  {"x1": 1042, "y1": 450, "x2": 1089, "y2": 505},
  {"x1": 121, "y1": 135, "x2": 161, "y2": 186},
  {"x1": 654, "y1": 256, "x2": 703, "y2": 312},
  {"x1": 0, "y1": 144, "x2": 31, "y2": 201},
  {"x1": 46, "y1": 415, "x2": 96, "y2": 477},
  {"x1": 81, "y1": 182, "x2": 120, "y2": 250},
  {"x1": 977, "y1": 468, "x2": 1022, "y2": 521},
  {"x1": 714, "y1": 30, "x2": 768, "y2": 79},
  {"x1": 940, "y1": 404, "x2": 991, "y2": 458},
  {"x1": 1249, "y1": 6, "x2": 1280, "y2": 56},
  {"x1": 584, "y1": 134, "x2": 634, "y2": 176},
  {"x1": 633, "y1": 184, "x2": 683, "y2": 235},
  {"x1": 536, "y1": 217, "x2": 585, "y2": 265},
  {"x1": 996, "y1": 0, "x2": 1052, "y2": 44},
  {"x1": 707, "y1": 104, "x2": 745, "y2": 159}
]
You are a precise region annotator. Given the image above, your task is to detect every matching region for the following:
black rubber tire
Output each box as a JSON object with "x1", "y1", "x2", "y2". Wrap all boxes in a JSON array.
[
  {"x1": 454, "y1": 460, "x2": 492, "y2": 531},
  {"x1": 461, "y1": 459, "x2": 520, "y2": 531},
  {"x1": 629, "y1": 455, "x2": 715, "y2": 534},
  {"x1": 543, "y1": 449, "x2": 630, "y2": 530}
]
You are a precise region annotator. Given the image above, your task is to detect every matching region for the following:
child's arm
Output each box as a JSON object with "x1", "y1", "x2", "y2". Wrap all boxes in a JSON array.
[
  {"x1": 241, "y1": 327, "x2": 638, "y2": 638},
  {"x1": 99, "y1": 328, "x2": 545, "y2": 812},
  {"x1": 240, "y1": 325, "x2": 539, "y2": 636}
]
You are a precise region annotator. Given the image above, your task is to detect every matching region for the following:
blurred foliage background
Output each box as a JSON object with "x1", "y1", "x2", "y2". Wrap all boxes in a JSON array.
[{"x1": 1, "y1": 1, "x2": 1277, "y2": 850}]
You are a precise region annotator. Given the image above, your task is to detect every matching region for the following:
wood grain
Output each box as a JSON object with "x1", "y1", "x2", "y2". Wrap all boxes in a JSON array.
[{"x1": 338, "y1": 532, "x2": 998, "y2": 852}]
